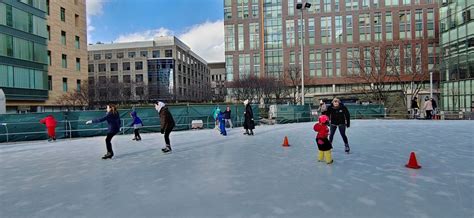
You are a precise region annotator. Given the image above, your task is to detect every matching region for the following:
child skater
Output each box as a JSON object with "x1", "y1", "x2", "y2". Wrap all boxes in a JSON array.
[
  {"x1": 130, "y1": 111, "x2": 143, "y2": 141},
  {"x1": 40, "y1": 115, "x2": 57, "y2": 142},
  {"x1": 218, "y1": 111, "x2": 227, "y2": 136},
  {"x1": 313, "y1": 115, "x2": 333, "y2": 164}
]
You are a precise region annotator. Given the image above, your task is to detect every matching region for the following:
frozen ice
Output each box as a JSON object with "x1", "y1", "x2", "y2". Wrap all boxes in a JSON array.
[{"x1": 0, "y1": 120, "x2": 473, "y2": 217}]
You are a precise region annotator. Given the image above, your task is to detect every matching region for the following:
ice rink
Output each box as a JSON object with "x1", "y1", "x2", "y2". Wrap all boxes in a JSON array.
[{"x1": 1, "y1": 120, "x2": 473, "y2": 217}]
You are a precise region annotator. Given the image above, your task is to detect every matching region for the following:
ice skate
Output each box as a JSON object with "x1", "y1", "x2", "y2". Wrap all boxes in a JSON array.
[
  {"x1": 162, "y1": 145, "x2": 172, "y2": 153},
  {"x1": 327, "y1": 160, "x2": 334, "y2": 164},
  {"x1": 101, "y1": 152, "x2": 113, "y2": 159},
  {"x1": 345, "y1": 145, "x2": 350, "y2": 153}
]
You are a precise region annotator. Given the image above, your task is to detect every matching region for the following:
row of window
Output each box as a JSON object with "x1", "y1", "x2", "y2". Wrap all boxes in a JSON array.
[
  {"x1": 46, "y1": 76, "x2": 81, "y2": 92},
  {"x1": 90, "y1": 49, "x2": 172, "y2": 60},
  {"x1": 0, "y1": 33, "x2": 48, "y2": 64},
  {"x1": 46, "y1": 26, "x2": 81, "y2": 49},
  {"x1": 88, "y1": 62, "x2": 144, "y2": 73},
  {"x1": 46, "y1": 51, "x2": 81, "y2": 71},
  {"x1": 0, "y1": 65, "x2": 46, "y2": 90},
  {"x1": 0, "y1": 3, "x2": 48, "y2": 38}
]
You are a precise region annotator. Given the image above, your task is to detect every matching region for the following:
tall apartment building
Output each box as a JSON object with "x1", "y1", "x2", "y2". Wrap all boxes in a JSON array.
[
  {"x1": 440, "y1": 0, "x2": 473, "y2": 112},
  {"x1": 0, "y1": 0, "x2": 49, "y2": 113},
  {"x1": 44, "y1": 0, "x2": 88, "y2": 110},
  {"x1": 224, "y1": 0, "x2": 440, "y2": 103},
  {"x1": 0, "y1": 0, "x2": 87, "y2": 113},
  {"x1": 87, "y1": 36, "x2": 212, "y2": 104},
  {"x1": 208, "y1": 62, "x2": 227, "y2": 101}
]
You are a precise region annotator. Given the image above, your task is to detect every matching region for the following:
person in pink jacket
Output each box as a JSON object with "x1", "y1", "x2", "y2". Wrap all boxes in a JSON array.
[{"x1": 423, "y1": 96, "x2": 433, "y2": 120}]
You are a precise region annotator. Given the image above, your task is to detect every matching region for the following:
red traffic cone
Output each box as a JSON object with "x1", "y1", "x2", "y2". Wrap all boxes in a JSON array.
[
  {"x1": 282, "y1": 136, "x2": 290, "y2": 147},
  {"x1": 405, "y1": 152, "x2": 421, "y2": 169}
]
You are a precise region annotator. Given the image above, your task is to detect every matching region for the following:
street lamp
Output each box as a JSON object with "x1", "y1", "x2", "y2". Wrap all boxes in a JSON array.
[{"x1": 296, "y1": 2, "x2": 311, "y2": 105}]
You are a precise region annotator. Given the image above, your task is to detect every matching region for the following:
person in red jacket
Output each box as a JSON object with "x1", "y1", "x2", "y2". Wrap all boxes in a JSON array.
[
  {"x1": 313, "y1": 115, "x2": 333, "y2": 164},
  {"x1": 40, "y1": 115, "x2": 57, "y2": 142}
]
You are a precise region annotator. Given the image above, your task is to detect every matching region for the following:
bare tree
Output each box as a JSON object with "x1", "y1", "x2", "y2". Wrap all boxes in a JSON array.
[
  {"x1": 283, "y1": 65, "x2": 301, "y2": 104},
  {"x1": 55, "y1": 81, "x2": 91, "y2": 108}
]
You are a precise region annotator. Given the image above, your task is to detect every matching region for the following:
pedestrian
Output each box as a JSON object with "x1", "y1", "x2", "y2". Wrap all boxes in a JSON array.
[
  {"x1": 326, "y1": 98, "x2": 351, "y2": 153},
  {"x1": 224, "y1": 106, "x2": 233, "y2": 128},
  {"x1": 129, "y1": 111, "x2": 143, "y2": 141},
  {"x1": 318, "y1": 100, "x2": 327, "y2": 115},
  {"x1": 423, "y1": 97, "x2": 433, "y2": 120},
  {"x1": 40, "y1": 115, "x2": 57, "y2": 142},
  {"x1": 86, "y1": 104, "x2": 121, "y2": 159},
  {"x1": 431, "y1": 98, "x2": 438, "y2": 119},
  {"x1": 218, "y1": 111, "x2": 227, "y2": 136},
  {"x1": 155, "y1": 101, "x2": 175, "y2": 153},
  {"x1": 411, "y1": 97, "x2": 419, "y2": 119},
  {"x1": 213, "y1": 107, "x2": 221, "y2": 130},
  {"x1": 313, "y1": 115, "x2": 333, "y2": 164},
  {"x1": 243, "y1": 99, "x2": 255, "y2": 136}
]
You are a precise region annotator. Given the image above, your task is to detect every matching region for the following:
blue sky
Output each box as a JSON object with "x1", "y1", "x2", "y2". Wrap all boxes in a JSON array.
[{"x1": 87, "y1": 0, "x2": 225, "y2": 62}]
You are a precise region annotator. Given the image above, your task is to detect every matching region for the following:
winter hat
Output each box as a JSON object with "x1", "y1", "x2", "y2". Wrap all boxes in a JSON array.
[
  {"x1": 131, "y1": 111, "x2": 137, "y2": 117},
  {"x1": 318, "y1": 115, "x2": 329, "y2": 124},
  {"x1": 155, "y1": 101, "x2": 165, "y2": 112},
  {"x1": 244, "y1": 99, "x2": 249, "y2": 105}
]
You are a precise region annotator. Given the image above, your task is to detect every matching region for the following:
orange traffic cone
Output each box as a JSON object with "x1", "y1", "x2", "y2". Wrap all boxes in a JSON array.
[
  {"x1": 282, "y1": 136, "x2": 290, "y2": 147},
  {"x1": 405, "y1": 152, "x2": 421, "y2": 169}
]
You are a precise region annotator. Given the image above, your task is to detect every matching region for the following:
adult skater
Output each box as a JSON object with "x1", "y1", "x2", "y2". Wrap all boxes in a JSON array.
[
  {"x1": 86, "y1": 104, "x2": 121, "y2": 159},
  {"x1": 411, "y1": 97, "x2": 419, "y2": 119},
  {"x1": 40, "y1": 115, "x2": 57, "y2": 142},
  {"x1": 218, "y1": 111, "x2": 227, "y2": 136},
  {"x1": 155, "y1": 101, "x2": 175, "y2": 153},
  {"x1": 423, "y1": 96, "x2": 433, "y2": 120},
  {"x1": 224, "y1": 106, "x2": 233, "y2": 128},
  {"x1": 243, "y1": 99, "x2": 255, "y2": 135},
  {"x1": 129, "y1": 111, "x2": 143, "y2": 141},
  {"x1": 326, "y1": 98, "x2": 351, "y2": 153}
]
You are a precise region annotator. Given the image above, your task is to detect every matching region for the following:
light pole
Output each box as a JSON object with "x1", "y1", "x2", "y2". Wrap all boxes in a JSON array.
[
  {"x1": 429, "y1": 71, "x2": 433, "y2": 99},
  {"x1": 296, "y1": 2, "x2": 311, "y2": 105}
]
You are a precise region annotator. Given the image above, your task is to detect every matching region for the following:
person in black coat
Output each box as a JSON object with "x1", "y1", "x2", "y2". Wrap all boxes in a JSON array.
[
  {"x1": 326, "y1": 98, "x2": 351, "y2": 153},
  {"x1": 155, "y1": 101, "x2": 175, "y2": 153},
  {"x1": 224, "y1": 106, "x2": 233, "y2": 128},
  {"x1": 243, "y1": 99, "x2": 255, "y2": 135},
  {"x1": 86, "y1": 104, "x2": 121, "y2": 159}
]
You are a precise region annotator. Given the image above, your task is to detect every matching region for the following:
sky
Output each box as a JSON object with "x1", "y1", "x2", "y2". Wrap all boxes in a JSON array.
[{"x1": 86, "y1": 0, "x2": 225, "y2": 62}]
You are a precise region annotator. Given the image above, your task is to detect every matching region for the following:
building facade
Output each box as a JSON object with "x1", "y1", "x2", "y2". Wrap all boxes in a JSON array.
[
  {"x1": 0, "y1": 0, "x2": 49, "y2": 113},
  {"x1": 208, "y1": 62, "x2": 227, "y2": 101},
  {"x1": 440, "y1": 0, "x2": 473, "y2": 112},
  {"x1": 224, "y1": 0, "x2": 440, "y2": 102},
  {"x1": 87, "y1": 36, "x2": 211, "y2": 104}
]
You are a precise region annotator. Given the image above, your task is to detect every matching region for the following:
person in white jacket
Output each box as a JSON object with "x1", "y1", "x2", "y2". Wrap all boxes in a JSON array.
[{"x1": 423, "y1": 97, "x2": 433, "y2": 120}]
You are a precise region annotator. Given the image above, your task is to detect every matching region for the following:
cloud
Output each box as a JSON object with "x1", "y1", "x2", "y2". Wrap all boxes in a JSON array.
[
  {"x1": 113, "y1": 20, "x2": 225, "y2": 63},
  {"x1": 115, "y1": 28, "x2": 174, "y2": 43},
  {"x1": 86, "y1": 0, "x2": 108, "y2": 43}
]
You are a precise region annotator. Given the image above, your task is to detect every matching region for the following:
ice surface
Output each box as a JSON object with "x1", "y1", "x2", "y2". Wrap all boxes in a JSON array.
[{"x1": 0, "y1": 120, "x2": 473, "y2": 217}]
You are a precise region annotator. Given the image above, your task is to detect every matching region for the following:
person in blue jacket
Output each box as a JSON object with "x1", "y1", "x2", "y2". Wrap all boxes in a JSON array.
[
  {"x1": 218, "y1": 111, "x2": 227, "y2": 136},
  {"x1": 86, "y1": 104, "x2": 121, "y2": 159},
  {"x1": 129, "y1": 111, "x2": 143, "y2": 141}
]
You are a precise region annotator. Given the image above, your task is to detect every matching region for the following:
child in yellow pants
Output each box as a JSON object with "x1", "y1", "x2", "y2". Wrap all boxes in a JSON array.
[{"x1": 314, "y1": 115, "x2": 333, "y2": 164}]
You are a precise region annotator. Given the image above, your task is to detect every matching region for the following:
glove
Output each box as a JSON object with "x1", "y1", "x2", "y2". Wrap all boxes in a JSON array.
[
  {"x1": 346, "y1": 124, "x2": 350, "y2": 128},
  {"x1": 161, "y1": 129, "x2": 164, "y2": 134},
  {"x1": 86, "y1": 120, "x2": 93, "y2": 125},
  {"x1": 317, "y1": 139, "x2": 324, "y2": 145}
]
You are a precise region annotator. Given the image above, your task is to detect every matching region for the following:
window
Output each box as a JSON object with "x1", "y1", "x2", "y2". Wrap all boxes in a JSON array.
[
  {"x1": 76, "y1": 80, "x2": 81, "y2": 91},
  {"x1": 238, "y1": 24, "x2": 244, "y2": 50},
  {"x1": 249, "y1": 23, "x2": 259, "y2": 49},
  {"x1": 359, "y1": 13, "x2": 371, "y2": 41},
  {"x1": 237, "y1": 0, "x2": 249, "y2": 18},
  {"x1": 47, "y1": 25, "x2": 50, "y2": 40},
  {"x1": 110, "y1": 63, "x2": 118, "y2": 71},
  {"x1": 288, "y1": 0, "x2": 294, "y2": 16},
  {"x1": 136, "y1": 87, "x2": 144, "y2": 95},
  {"x1": 336, "y1": 49, "x2": 341, "y2": 77},
  {"x1": 346, "y1": 15, "x2": 353, "y2": 42},
  {"x1": 427, "y1": 9, "x2": 435, "y2": 38},
  {"x1": 347, "y1": 48, "x2": 360, "y2": 75},
  {"x1": 48, "y1": 76, "x2": 52, "y2": 90},
  {"x1": 385, "y1": 0, "x2": 398, "y2": 6},
  {"x1": 415, "y1": 9, "x2": 423, "y2": 38},
  {"x1": 335, "y1": 16, "x2": 343, "y2": 43},
  {"x1": 400, "y1": 11, "x2": 411, "y2": 39},
  {"x1": 286, "y1": 20, "x2": 295, "y2": 47},
  {"x1": 225, "y1": 25, "x2": 235, "y2": 51},
  {"x1": 75, "y1": 14, "x2": 79, "y2": 27},
  {"x1": 224, "y1": 0, "x2": 232, "y2": 19},
  {"x1": 325, "y1": 49, "x2": 333, "y2": 77},
  {"x1": 46, "y1": 0, "x2": 49, "y2": 15},
  {"x1": 345, "y1": 0, "x2": 358, "y2": 11},
  {"x1": 75, "y1": 58, "x2": 80, "y2": 71},
  {"x1": 60, "y1": 7, "x2": 65, "y2": 22},
  {"x1": 309, "y1": 50, "x2": 316, "y2": 77},
  {"x1": 110, "y1": 76, "x2": 118, "y2": 84},
  {"x1": 47, "y1": 50, "x2": 51, "y2": 65},
  {"x1": 226, "y1": 55, "x2": 233, "y2": 82},
  {"x1": 98, "y1": 63, "x2": 106, "y2": 72},
  {"x1": 321, "y1": 16, "x2": 332, "y2": 44},
  {"x1": 136, "y1": 74, "x2": 143, "y2": 83},
  {"x1": 140, "y1": 51, "x2": 148, "y2": 57},
  {"x1": 61, "y1": 54, "x2": 67, "y2": 68},
  {"x1": 123, "y1": 75, "x2": 131, "y2": 83},
  {"x1": 62, "y1": 78, "x2": 67, "y2": 92},
  {"x1": 362, "y1": 0, "x2": 370, "y2": 8},
  {"x1": 316, "y1": 50, "x2": 322, "y2": 77},
  {"x1": 253, "y1": 53, "x2": 260, "y2": 76},
  {"x1": 128, "y1": 52, "x2": 136, "y2": 58},
  {"x1": 93, "y1": 54, "x2": 101, "y2": 60},
  {"x1": 308, "y1": 18, "x2": 315, "y2": 45},
  {"x1": 238, "y1": 54, "x2": 250, "y2": 78},
  {"x1": 99, "y1": 76, "x2": 106, "y2": 84},
  {"x1": 61, "y1": 31, "x2": 66, "y2": 45},
  {"x1": 251, "y1": 0, "x2": 258, "y2": 17},
  {"x1": 363, "y1": 47, "x2": 371, "y2": 74},
  {"x1": 152, "y1": 50, "x2": 160, "y2": 58},
  {"x1": 123, "y1": 62, "x2": 130, "y2": 71},
  {"x1": 324, "y1": 0, "x2": 331, "y2": 12},
  {"x1": 75, "y1": 36, "x2": 80, "y2": 49},
  {"x1": 374, "y1": 13, "x2": 382, "y2": 41},
  {"x1": 385, "y1": 12, "x2": 393, "y2": 40},
  {"x1": 88, "y1": 64, "x2": 94, "y2": 73},
  {"x1": 402, "y1": 0, "x2": 410, "y2": 5},
  {"x1": 309, "y1": 0, "x2": 321, "y2": 12},
  {"x1": 373, "y1": 0, "x2": 379, "y2": 7},
  {"x1": 335, "y1": 0, "x2": 340, "y2": 11},
  {"x1": 165, "y1": 50, "x2": 172, "y2": 57},
  {"x1": 117, "y1": 52, "x2": 124, "y2": 59},
  {"x1": 135, "y1": 61, "x2": 143, "y2": 70},
  {"x1": 105, "y1": 53, "x2": 112, "y2": 59},
  {"x1": 428, "y1": 44, "x2": 437, "y2": 71}
]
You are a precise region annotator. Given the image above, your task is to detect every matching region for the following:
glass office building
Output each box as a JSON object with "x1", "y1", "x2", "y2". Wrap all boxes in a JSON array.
[
  {"x1": 0, "y1": 0, "x2": 49, "y2": 102},
  {"x1": 440, "y1": 0, "x2": 474, "y2": 112}
]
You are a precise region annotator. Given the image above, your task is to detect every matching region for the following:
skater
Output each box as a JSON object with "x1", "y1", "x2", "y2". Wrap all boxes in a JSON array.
[
  {"x1": 243, "y1": 99, "x2": 255, "y2": 135},
  {"x1": 313, "y1": 115, "x2": 333, "y2": 164},
  {"x1": 213, "y1": 106, "x2": 221, "y2": 130},
  {"x1": 86, "y1": 104, "x2": 121, "y2": 159},
  {"x1": 224, "y1": 106, "x2": 233, "y2": 128},
  {"x1": 411, "y1": 97, "x2": 419, "y2": 119},
  {"x1": 218, "y1": 111, "x2": 227, "y2": 136},
  {"x1": 431, "y1": 98, "x2": 438, "y2": 119},
  {"x1": 327, "y1": 98, "x2": 351, "y2": 153},
  {"x1": 423, "y1": 96, "x2": 433, "y2": 120},
  {"x1": 155, "y1": 101, "x2": 175, "y2": 153},
  {"x1": 129, "y1": 111, "x2": 143, "y2": 141},
  {"x1": 318, "y1": 100, "x2": 327, "y2": 115},
  {"x1": 40, "y1": 115, "x2": 57, "y2": 142}
]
